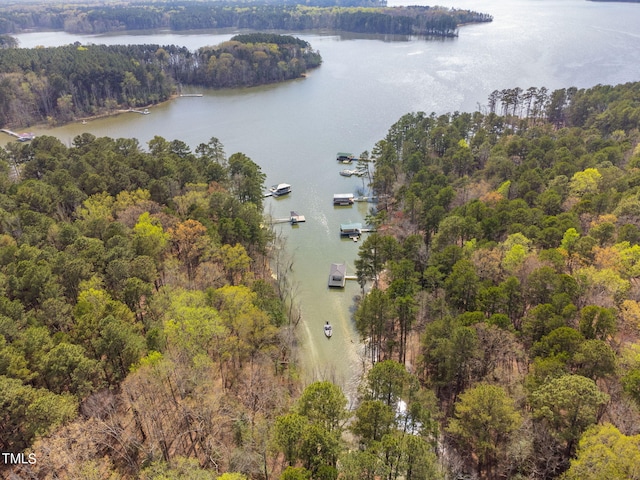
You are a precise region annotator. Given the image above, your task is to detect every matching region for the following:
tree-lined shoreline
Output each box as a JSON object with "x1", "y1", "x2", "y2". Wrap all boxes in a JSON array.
[
  {"x1": 0, "y1": 34, "x2": 321, "y2": 129},
  {"x1": 0, "y1": 2, "x2": 492, "y2": 37}
]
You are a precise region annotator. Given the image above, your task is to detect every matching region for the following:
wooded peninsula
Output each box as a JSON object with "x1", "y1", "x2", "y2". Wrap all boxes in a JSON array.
[
  {"x1": 0, "y1": 0, "x2": 493, "y2": 128},
  {"x1": 0, "y1": 33, "x2": 322, "y2": 128},
  {"x1": 1, "y1": 76, "x2": 640, "y2": 478}
]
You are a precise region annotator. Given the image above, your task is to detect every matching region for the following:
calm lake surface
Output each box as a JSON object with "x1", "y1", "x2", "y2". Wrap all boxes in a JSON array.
[{"x1": 10, "y1": 0, "x2": 640, "y2": 395}]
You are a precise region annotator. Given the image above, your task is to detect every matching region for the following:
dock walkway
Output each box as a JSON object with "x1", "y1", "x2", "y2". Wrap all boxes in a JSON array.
[
  {"x1": 270, "y1": 211, "x2": 306, "y2": 225},
  {"x1": 354, "y1": 196, "x2": 378, "y2": 202},
  {"x1": 1, "y1": 129, "x2": 35, "y2": 142}
]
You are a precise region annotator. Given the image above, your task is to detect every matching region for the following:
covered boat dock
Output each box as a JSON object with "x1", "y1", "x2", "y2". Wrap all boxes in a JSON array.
[{"x1": 328, "y1": 263, "x2": 347, "y2": 288}]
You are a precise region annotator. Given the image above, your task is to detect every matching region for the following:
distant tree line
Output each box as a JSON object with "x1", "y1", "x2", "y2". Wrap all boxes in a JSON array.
[
  {"x1": 0, "y1": 35, "x2": 321, "y2": 128},
  {"x1": 487, "y1": 83, "x2": 640, "y2": 130},
  {"x1": 0, "y1": 2, "x2": 492, "y2": 37}
]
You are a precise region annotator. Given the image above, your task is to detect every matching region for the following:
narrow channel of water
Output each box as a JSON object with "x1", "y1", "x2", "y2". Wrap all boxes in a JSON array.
[{"x1": 5, "y1": 0, "x2": 640, "y2": 395}]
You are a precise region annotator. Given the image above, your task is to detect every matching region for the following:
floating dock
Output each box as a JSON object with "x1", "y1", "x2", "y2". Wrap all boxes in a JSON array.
[
  {"x1": 270, "y1": 211, "x2": 306, "y2": 225},
  {"x1": 129, "y1": 108, "x2": 150, "y2": 115},
  {"x1": 354, "y1": 196, "x2": 378, "y2": 202},
  {"x1": 339, "y1": 222, "x2": 375, "y2": 241},
  {"x1": 1, "y1": 129, "x2": 35, "y2": 142},
  {"x1": 289, "y1": 211, "x2": 305, "y2": 224},
  {"x1": 336, "y1": 152, "x2": 356, "y2": 163}
]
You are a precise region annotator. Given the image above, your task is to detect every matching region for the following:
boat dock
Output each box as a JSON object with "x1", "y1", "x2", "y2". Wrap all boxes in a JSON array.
[
  {"x1": 336, "y1": 152, "x2": 356, "y2": 163},
  {"x1": 340, "y1": 222, "x2": 363, "y2": 237},
  {"x1": 333, "y1": 193, "x2": 355, "y2": 206},
  {"x1": 270, "y1": 211, "x2": 306, "y2": 225},
  {"x1": 269, "y1": 183, "x2": 292, "y2": 197},
  {"x1": 328, "y1": 263, "x2": 358, "y2": 288},
  {"x1": 289, "y1": 211, "x2": 305, "y2": 224},
  {"x1": 1, "y1": 129, "x2": 35, "y2": 142},
  {"x1": 354, "y1": 196, "x2": 377, "y2": 202},
  {"x1": 129, "y1": 108, "x2": 150, "y2": 115},
  {"x1": 328, "y1": 263, "x2": 347, "y2": 288},
  {"x1": 180, "y1": 93, "x2": 203, "y2": 97},
  {"x1": 340, "y1": 222, "x2": 375, "y2": 241}
]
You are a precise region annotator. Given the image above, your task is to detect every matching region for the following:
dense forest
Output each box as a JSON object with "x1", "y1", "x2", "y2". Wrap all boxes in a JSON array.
[
  {"x1": 0, "y1": 133, "x2": 301, "y2": 478},
  {"x1": 0, "y1": 34, "x2": 321, "y2": 128},
  {"x1": 3, "y1": 81, "x2": 640, "y2": 479},
  {"x1": 0, "y1": 1, "x2": 492, "y2": 37},
  {"x1": 350, "y1": 81, "x2": 640, "y2": 479}
]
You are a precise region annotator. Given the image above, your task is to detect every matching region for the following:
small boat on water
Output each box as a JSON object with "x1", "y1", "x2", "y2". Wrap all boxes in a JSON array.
[
  {"x1": 324, "y1": 321, "x2": 333, "y2": 338},
  {"x1": 269, "y1": 183, "x2": 292, "y2": 197}
]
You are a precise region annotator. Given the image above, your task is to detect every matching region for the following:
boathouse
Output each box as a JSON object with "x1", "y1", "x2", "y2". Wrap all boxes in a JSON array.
[
  {"x1": 340, "y1": 222, "x2": 362, "y2": 237},
  {"x1": 328, "y1": 263, "x2": 347, "y2": 288},
  {"x1": 333, "y1": 193, "x2": 355, "y2": 206}
]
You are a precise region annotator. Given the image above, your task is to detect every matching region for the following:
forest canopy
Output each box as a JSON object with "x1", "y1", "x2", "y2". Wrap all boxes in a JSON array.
[
  {"x1": 348, "y1": 80, "x2": 640, "y2": 478},
  {"x1": 3, "y1": 79, "x2": 640, "y2": 479}
]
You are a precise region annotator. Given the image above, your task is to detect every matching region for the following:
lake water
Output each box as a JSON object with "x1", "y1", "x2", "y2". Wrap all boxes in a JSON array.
[{"x1": 8, "y1": 0, "x2": 640, "y2": 395}]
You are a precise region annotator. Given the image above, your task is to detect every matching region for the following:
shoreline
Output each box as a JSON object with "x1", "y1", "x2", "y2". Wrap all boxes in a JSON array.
[
  {"x1": 64, "y1": 96, "x2": 176, "y2": 129},
  {"x1": 1, "y1": 69, "x2": 314, "y2": 137},
  {"x1": 0, "y1": 96, "x2": 176, "y2": 145},
  {"x1": 1, "y1": 68, "x2": 314, "y2": 137}
]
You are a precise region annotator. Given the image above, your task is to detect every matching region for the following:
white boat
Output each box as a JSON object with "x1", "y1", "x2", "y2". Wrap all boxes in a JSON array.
[
  {"x1": 340, "y1": 168, "x2": 366, "y2": 177},
  {"x1": 270, "y1": 183, "x2": 292, "y2": 196},
  {"x1": 324, "y1": 321, "x2": 333, "y2": 338}
]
